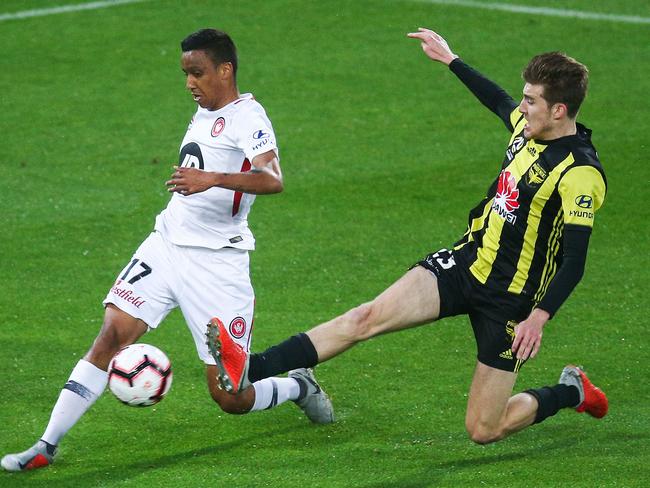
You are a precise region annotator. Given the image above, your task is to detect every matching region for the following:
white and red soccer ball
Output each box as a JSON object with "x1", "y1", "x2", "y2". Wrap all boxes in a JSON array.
[{"x1": 108, "y1": 344, "x2": 173, "y2": 407}]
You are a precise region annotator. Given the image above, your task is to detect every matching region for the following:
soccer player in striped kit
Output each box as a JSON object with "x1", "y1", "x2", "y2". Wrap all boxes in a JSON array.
[{"x1": 208, "y1": 27, "x2": 608, "y2": 445}]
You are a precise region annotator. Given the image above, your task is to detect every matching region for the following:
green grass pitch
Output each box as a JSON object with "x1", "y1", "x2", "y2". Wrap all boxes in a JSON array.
[{"x1": 1, "y1": 0, "x2": 649, "y2": 486}]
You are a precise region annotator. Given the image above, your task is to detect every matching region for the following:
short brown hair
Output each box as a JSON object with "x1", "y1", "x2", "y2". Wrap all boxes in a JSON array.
[{"x1": 523, "y1": 52, "x2": 588, "y2": 118}]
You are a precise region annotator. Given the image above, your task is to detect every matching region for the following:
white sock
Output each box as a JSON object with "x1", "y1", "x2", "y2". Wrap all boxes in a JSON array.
[
  {"x1": 41, "y1": 360, "x2": 108, "y2": 446},
  {"x1": 250, "y1": 377, "x2": 301, "y2": 412}
]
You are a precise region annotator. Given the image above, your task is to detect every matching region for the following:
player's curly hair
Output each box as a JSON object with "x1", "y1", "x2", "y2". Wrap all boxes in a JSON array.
[
  {"x1": 181, "y1": 29, "x2": 238, "y2": 76},
  {"x1": 523, "y1": 52, "x2": 588, "y2": 118}
]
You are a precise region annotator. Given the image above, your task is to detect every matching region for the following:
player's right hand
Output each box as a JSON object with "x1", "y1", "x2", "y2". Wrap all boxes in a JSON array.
[
  {"x1": 406, "y1": 28, "x2": 458, "y2": 66},
  {"x1": 165, "y1": 166, "x2": 217, "y2": 196},
  {"x1": 511, "y1": 308, "x2": 549, "y2": 361}
]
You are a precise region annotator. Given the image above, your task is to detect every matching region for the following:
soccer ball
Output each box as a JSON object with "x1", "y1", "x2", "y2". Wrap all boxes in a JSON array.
[{"x1": 108, "y1": 343, "x2": 173, "y2": 407}]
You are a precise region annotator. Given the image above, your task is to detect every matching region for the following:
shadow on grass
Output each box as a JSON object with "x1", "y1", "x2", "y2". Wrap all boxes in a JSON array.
[
  {"x1": 359, "y1": 422, "x2": 644, "y2": 488},
  {"x1": 359, "y1": 444, "x2": 565, "y2": 488},
  {"x1": 5, "y1": 421, "x2": 646, "y2": 487},
  {"x1": 4, "y1": 424, "x2": 303, "y2": 488}
]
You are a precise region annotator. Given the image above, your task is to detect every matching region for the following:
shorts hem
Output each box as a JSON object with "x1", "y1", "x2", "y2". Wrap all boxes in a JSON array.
[
  {"x1": 103, "y1": 299, "x2": 154, "y2": 329},
  {"x1": 477, "y1": 356, "x2": 525, "y2": 373}
]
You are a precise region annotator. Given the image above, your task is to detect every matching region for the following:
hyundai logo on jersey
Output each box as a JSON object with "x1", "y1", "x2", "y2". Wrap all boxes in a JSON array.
[
  {"x1": 575, "y1": 195, "x2": 593, "y2": 208},
  {"x1": 253, "y1": 130, "x2": 269, "y2": 140}
]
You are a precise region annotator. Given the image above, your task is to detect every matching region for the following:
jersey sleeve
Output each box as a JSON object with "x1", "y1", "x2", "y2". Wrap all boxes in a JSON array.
[
  {"x1": 233, "y1": 104, "x2": 279, "y2": 162},
  {"x1": 536, "y1": 226, "x2": 590, "y2": 318},
  {"x1": 448, "y1": 58, "x2": 519, "y2": 131},
  {"x1": 558, "y1": 165, "x2": 606, "y2": 228}
]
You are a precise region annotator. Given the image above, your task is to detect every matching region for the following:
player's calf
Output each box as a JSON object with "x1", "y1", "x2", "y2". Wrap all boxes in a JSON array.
[{"x1": 205, "y1": 364, "x2": 254, "y2": 414}]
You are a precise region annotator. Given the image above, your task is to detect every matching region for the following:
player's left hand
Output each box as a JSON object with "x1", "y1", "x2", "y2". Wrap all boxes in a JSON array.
[
  {"x1": 406, "y1": 27, "x2": 458, "y2": 66},
  {"x1": 165, "y1": 166, "x2": 217, "y2": 195},
  {"x1": 511, "y1": 308, "x2": 550, "y2": 361}
]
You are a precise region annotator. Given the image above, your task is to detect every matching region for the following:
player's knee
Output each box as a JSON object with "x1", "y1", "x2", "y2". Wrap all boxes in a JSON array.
[
  {"x1": 465, "y1": 422, "x2": 504, "y2": 445},
  {"x1": 86, "y1": 306, "x2": 147, "y2": 369},
  {"x1": 86, "y1": 326, "x2": 129, "y2": 369},
  {"x1": 342, "y1": 302, "x2": 379, "y2": 341}
]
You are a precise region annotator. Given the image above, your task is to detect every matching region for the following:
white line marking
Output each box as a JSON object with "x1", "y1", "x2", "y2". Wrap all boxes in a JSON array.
[
  {"x1": 409, "y1": 0, "x2": 650, "y2": 25},
  {"x1": 0, "y1": 0, "x2": 149, "y2": 23}
]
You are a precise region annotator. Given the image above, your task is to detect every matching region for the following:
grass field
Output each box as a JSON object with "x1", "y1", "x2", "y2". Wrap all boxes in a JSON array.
[{"x1": 1, "y1": 0, "x2": 649, "y2": 486}]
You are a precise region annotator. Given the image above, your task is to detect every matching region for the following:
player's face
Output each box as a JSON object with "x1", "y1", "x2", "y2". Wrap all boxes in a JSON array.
[
  {"x1": 181, "y1": 50, "x2": 230, "y2": 111},
  {"x1": 518, "y1": 83, "x2": 554, "y2": 140}
]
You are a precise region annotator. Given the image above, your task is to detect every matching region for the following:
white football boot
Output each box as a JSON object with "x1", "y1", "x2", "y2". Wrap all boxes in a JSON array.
[
  {"x1": 289, "y1": 368, "x2": 335, "y2": 424},
  {"x1": 1, "y1": 440, "x2": 56, "y2": 472}
]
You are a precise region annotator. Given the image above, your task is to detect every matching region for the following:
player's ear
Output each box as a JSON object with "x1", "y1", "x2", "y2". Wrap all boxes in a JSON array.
[
  {"x1": 219, "y1": 61, "x2": 234, "y2": 80},
  {"x1": 551, "y1": 102, "x2": 568, "y2": 120}
]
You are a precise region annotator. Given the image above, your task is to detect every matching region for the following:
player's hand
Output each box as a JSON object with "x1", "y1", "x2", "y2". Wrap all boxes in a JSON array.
[
  {"x1": 165, "y1": 166, "x2": 217, "y2": 195},
  {"x1": 406, "y1": 28, "x2": 458, "y2": 65},
  {"x1": 511, "y1": 309, "x2": 550, "y2": 361}
]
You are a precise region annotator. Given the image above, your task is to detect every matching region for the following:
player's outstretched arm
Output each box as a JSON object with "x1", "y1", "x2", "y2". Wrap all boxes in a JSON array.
[
  {"x1": 408, "y1": 27, "x2": 517, "y2": 129},
  {"x1": 407, "y1": 27, "x2": 458, "y2": 66},
  {"x1": 166, "y1": 149, "x2": 283, "y2": 196}
]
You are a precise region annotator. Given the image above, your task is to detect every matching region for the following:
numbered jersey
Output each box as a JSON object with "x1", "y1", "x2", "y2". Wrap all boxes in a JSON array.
[{"x1": 154, "y1": 93, "x2": 278, "y2": 250}]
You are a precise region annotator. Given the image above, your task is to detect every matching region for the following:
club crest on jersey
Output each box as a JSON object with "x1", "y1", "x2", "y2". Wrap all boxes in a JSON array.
[
  {"x1": 229, "y1": 317, "x2": 247, "y2": 339},
  {"x1": 211, "y1": 117, "x2": 226, "y2": 137},
  {"x1": 492, "y1": 170, "x2": 519, "y2": 224},
  {"x1": 524, "y1": 161, "x2": 547, "y2": 187}
]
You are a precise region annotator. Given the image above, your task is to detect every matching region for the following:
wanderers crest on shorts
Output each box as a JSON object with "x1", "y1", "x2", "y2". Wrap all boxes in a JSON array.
[{"x1": 229, "y1": 317, "x2": 247, "y2": 339}]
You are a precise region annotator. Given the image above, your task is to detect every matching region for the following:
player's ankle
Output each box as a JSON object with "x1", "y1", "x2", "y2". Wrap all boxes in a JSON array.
[{"x1": 39, "y1": 440, "x2": 57, "y2": 456}]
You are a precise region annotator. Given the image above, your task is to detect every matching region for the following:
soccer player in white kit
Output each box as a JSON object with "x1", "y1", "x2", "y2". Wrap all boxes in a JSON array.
[{"x1": 1, "y1": 29, "x2": 333, "y2": 473}]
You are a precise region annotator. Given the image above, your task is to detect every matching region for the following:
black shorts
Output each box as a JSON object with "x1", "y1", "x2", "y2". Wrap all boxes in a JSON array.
[{"x1": 416, "y1": 249, "x2": 534, "y2": 373}]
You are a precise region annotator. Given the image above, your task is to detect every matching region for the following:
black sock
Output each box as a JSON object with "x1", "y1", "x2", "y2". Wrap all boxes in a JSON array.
[
  {"x1": 248, "y1": 333, "x2": 318, "y2": 383},
  {"x1": 525, "y1": 384, "x2": 580, "y2": 424}
]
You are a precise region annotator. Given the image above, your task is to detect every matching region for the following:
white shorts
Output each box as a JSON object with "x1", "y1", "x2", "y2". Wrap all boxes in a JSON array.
[{"x1": 103, "y1": 231, "x2": 254, "y2": 364}]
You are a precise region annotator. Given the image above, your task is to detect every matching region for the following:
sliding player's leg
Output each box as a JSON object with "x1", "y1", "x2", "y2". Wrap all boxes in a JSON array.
[
  {"x1": 463, "y1": 306, "x2": 608, "y2": 445},
  {"x1": 464, "y1": 361, "x2": 533, "y2": 444},
  {"x1": 209, "y1": 265, "x2": 441, "y2": 394},
  {"x1": 307, "y1": 265, "x2": 441, "y2": 361},
  {"x1": 464, "y1": 362, "x2": 608, "y2": 445}
]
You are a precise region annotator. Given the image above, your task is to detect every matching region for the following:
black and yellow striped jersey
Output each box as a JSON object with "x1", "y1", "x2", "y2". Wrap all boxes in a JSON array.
[{"x1": 449, "y1": 59, "x2": 607, "y2": 312}]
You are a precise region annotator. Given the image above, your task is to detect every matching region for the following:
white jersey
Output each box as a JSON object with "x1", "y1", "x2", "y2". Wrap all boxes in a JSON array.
[{"x1": 155, "y1": 93, "x2": 278, "y2": 250}]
